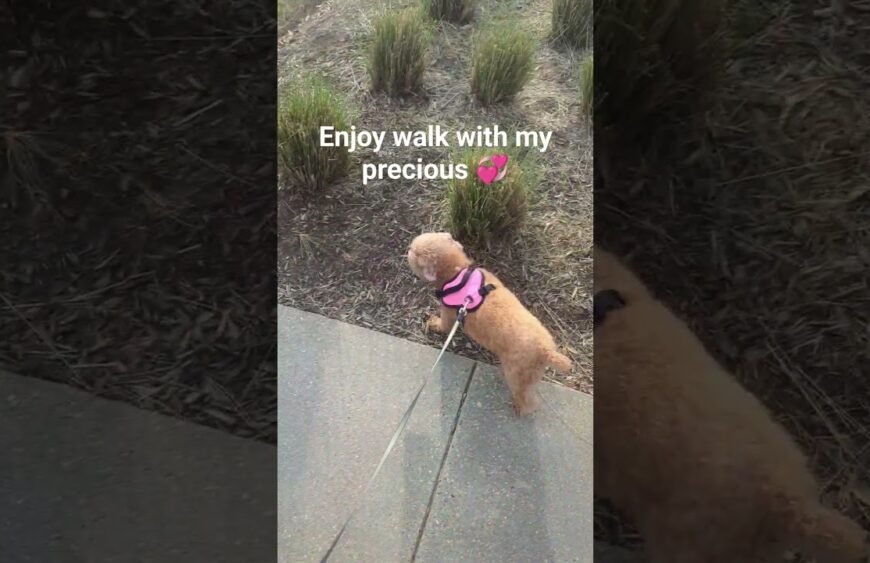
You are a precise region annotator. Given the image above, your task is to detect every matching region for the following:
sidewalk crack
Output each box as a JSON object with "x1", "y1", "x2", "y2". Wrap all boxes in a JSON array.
[{"x1": 410, "y1": 362, "x2": 477, "y2": 562}]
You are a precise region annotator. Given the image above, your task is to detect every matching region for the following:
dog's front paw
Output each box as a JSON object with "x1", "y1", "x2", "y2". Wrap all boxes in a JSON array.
[
  {"x1": 426, "y1": 313, "x2": 445, "y2": 333},
  {"x1": 512, "y1": 392, "x2": 540, "y2": 416}
]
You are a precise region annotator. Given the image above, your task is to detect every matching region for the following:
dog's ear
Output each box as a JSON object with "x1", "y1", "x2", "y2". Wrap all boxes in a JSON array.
[
  {"x1": 411, "y1": 248, "x2": 438, "y2": 282},
  {"x1": 422, "y1": 258, "x2": 438, "y2": 282}
]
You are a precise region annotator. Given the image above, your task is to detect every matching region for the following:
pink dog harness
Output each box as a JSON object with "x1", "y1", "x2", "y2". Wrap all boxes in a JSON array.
[{"x1": 435, "y1": 268, "x2": 497, "y2": 313}]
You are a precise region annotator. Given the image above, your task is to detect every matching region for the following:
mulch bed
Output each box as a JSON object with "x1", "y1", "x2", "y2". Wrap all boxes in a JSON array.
[
  {"x1": 1, "y1": 2, "x2": 278, "y2": 443},
  {"x1": 278, "y1": 0, "x2": 594, "y2": 393},
  {"x1": 595, "y1": 2, "x2": 870, "y2": 548}
]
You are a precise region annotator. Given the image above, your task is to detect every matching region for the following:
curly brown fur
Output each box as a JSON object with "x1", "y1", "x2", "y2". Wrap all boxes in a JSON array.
[
  {"x1": 593, "y1": 246, "x2": 869, "y2": 563},
  {"x1": 407, "y1": 232, "x2": 572, "y2": 415}
]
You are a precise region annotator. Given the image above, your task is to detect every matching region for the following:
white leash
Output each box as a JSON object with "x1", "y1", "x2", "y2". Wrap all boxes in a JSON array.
[{"x1": 318, "y1": 305, "x2": 468, "y2": 563}]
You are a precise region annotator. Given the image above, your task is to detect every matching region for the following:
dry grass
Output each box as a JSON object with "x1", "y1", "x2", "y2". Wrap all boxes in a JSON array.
[
  {"x1": 278, "y1": 0, "x2": 297, "y2": 29},
  {"x1": 445, "y1": 146, "x2": 537, "y2": 246},
  {"x1": 595, "y1": 0, "x2": 870, "y2": 550},
  {"x1": 471, "y1": 23, "x2": 537, "y2": 106},
  {"x1": 578, "y1": 52, "x2": 593, "y2": 118},
  {"x1": 277, "y1": 77, "x2": 352, "y2": 192},
  {"x1": 551, "y1": 0, "x2": 592, "y2": 50},
  {"x1": 370, "y1": 8, "x2": 431, "y2": 96},
  {"x1": 279, "y1": 0, "x2": 324, "y2": 34},
  {"x1": 278, "y1": 0, "x2": 593, "y2": 392}
]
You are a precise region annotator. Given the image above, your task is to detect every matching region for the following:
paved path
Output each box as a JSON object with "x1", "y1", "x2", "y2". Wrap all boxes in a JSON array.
[
  {"x1": 0, "y1": 370, "x2": 276, "y2": 563},
  {"x1": 0, "y1": 306, "x2": 596, "y2": 563},
  {"x1": 279, "y1": 306, "x2": 593, "y2": 563}
]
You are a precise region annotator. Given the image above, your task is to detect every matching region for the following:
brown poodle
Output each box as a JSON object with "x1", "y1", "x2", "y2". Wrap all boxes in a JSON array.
[
  {"x1": 407, "y1": 232, "x2": 572, "y2": 415},
  {"x1": 593, "y1": 246, "x2": 868, "y2": 563}
]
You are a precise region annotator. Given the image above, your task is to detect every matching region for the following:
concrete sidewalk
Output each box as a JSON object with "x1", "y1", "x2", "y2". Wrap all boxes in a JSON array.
[
  {"x1": 279, "y1": 306, "x2": 593, "y2": 563},
  {"x1": 0, "y1": 371, "x2": 276, "y2": 563}
]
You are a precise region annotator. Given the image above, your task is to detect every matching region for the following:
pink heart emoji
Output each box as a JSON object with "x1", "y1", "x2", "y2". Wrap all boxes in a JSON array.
[
  {"x1": 476, "y1": 165, "x2": 499, "y2": 185},
  {"x1": 491, "y1": 154, "x2": 509, "y2": 169}
]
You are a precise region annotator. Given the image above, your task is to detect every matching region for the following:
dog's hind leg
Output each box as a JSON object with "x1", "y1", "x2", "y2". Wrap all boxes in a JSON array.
[{"x1": 503, "y1": 360, "x2": 542, "y2": 416}]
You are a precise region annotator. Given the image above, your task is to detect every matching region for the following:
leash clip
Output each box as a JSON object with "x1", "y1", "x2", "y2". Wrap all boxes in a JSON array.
[{"x1": 456, "y1": 298, "x2": 472, "y2": 325}]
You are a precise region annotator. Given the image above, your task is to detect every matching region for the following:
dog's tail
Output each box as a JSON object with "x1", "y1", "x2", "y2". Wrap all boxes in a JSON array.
[
  {"x1": 544, "y1": 349, "x2": 572, "y2": 374},
  {"x1": 777, "y1": 499, "x2": 868, "y2": 563}
]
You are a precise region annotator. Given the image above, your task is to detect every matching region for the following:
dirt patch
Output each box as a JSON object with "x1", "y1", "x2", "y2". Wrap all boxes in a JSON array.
[
  {"x1": 1, "y1": 2, "x2": 277, "y2": 442},
  {"x1": 279, "y1": 0, "x2": 326, "y2": 36},
  {"x1": 278, "y1": 0, "x2": 594, "y2": 392}
]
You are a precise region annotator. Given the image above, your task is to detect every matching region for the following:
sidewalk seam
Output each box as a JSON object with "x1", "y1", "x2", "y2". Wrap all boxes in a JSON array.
[{"x1": 409, "y1": 361, "x2": 477, "y2": 562}]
